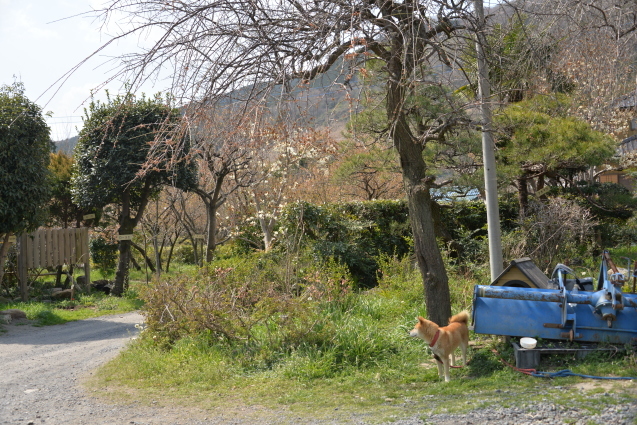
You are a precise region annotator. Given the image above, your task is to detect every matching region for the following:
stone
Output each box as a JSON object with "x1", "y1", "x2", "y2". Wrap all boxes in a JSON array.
[
  {"x1": 51, "y1": 289, "x2": 73, "y2": 300},
  {"x1": 0, "y1": 309, "x2": 27, "y2": 319},
  {"x1": 91, "y1": 280, "x2": 113, "y2": 295}
]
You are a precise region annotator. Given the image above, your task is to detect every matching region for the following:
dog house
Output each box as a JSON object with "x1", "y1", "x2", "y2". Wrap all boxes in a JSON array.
[{"x1": 491, "y1": 257, "x2": 550, "y2": 289}]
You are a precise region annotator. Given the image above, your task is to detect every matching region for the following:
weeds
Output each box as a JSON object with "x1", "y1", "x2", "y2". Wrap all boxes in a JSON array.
[{"x1": 87, "y1": 253, "x2": 637, "y2": 419}]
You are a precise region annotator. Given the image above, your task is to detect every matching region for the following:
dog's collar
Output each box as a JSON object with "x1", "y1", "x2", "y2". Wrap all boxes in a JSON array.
[{"x1": 429, "y1": 330, "x2": 440, "y2": 347}]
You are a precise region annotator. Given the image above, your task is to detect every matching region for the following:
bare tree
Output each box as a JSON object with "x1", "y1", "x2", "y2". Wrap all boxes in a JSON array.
[
  {"x1": 187, "y1": 106, "x2": 257, "y2": 262},
  {"x1": 168, "y1": 188, "x2": 206, "y2": 267},
  {"x1": 250, "y1": 122, "x2": 335, "y2": 250},
  {"x1": 93, "y1": 0, "x2": 489, "y2": 323}
]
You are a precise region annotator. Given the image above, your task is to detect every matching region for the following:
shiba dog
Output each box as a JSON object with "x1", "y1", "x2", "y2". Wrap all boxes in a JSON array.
[{"x1": 409, "y1": 311, "x2": 469, "y2": 382}]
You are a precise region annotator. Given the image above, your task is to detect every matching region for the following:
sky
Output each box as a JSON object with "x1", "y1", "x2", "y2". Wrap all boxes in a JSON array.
[{"x1": 0, "y1": 0, "x2": 166, "y2": 141}]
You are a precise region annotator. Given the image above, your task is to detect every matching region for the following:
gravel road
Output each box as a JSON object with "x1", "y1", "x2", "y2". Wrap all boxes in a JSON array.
[
  {"x1": 1, "y1": 313, "x2": 636, "y2": 425},
  {"x1": 0, "y1": 312, "x2": 176, "y2": 425}
]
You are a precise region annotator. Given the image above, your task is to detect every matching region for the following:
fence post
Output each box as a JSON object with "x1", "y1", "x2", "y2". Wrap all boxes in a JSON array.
[{"x1": 18, "y1": 234, "x2": 28, "y2": 301}]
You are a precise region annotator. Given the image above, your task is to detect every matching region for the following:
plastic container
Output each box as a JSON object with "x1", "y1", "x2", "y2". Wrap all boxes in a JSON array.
[{"x1": 520, "y1": 337, "x2": 537, "y2": 349}]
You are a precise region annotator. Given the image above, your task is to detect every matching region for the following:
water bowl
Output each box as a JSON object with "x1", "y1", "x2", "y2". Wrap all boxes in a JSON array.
[{"x1": 520, "y1": 337, "x2": 537, "y2": 349}]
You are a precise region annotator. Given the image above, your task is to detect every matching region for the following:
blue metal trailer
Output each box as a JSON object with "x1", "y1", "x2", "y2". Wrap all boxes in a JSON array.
[{"x1": 472, "y1": 253, "x2": 637, "y2": 344}]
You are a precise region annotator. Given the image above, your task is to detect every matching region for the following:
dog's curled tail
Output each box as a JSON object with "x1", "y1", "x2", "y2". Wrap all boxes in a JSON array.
[{"x1": 449, "y1": 311, "x2": 470, "y2": 324}]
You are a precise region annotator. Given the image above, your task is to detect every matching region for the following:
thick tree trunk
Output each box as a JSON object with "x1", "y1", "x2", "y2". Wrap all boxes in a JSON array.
[
  {"x1": 113, "y1": 238, "x2": 132, "y2": 296},
  {"x1": 400, "y1": 151, "x2": 452, "y2": 326},
  {"x1": 113, "y1": 196, "x2": 137, "y2": 296},
  {"x1": 387, "y1": 76, "x2": 452, "y2": 326}
]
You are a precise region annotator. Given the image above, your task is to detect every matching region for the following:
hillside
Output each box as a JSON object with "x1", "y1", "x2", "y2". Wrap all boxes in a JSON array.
[{"x1": 54, "y1": 135, "x2": 79, "y2": 154}]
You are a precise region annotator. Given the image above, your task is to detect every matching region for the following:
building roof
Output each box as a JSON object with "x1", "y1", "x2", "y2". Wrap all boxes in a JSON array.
[
  {"x1": 612, "y1": 92, "x2": 637, "y2": 109},
  {"x1": 621, "y1": 134, "x2": 637, "y2": 154}
]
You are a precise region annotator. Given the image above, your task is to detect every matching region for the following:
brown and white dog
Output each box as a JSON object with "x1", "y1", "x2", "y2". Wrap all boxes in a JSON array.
[{"x1": 409, "y1": 311, "x2": 469, "y2": 382}]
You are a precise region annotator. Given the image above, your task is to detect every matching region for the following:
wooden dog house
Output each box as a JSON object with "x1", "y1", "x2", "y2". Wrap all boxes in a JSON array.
[{"x1": 491, "y1": 257, "x2": 550, "y2": 289}]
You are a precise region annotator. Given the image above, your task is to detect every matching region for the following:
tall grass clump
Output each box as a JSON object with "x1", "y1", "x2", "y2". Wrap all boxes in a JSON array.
[{"x1": 133, "y1": 250, "x2": 434, "y2": 383}]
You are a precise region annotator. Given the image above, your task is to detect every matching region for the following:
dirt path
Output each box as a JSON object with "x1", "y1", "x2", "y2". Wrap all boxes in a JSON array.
[
  {"x1": 0, "y1": 312, "x2": 298, "y2": 425},
  {"x1": 0, "y1": 312, "x2": 200, "y2": 425}
]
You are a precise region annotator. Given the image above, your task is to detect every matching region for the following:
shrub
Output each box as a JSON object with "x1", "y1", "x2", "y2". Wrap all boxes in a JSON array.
[
  {"x1": 139, "y1": 251, "x2": 355, "y2": 350},
  {"x1": 502, "y1": 197, "x2": 597, "y2": 272},
  {"x1": 89, "y1": 235, "x2": 118, "y2": 276},
  {"x1": 272, "y1": 198, "x2": 519, "y2": 285},
  {"x1": 174, "y1": 243, "x2": 196, "y2": 265},
  {"x1": 277, "y1": 200, "x2": 412, "y2": 288}
]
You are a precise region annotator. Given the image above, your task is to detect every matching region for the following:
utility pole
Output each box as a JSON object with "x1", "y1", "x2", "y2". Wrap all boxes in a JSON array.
[{"x1": 474, "y1": 0, "x2": 504, "y2": 281}]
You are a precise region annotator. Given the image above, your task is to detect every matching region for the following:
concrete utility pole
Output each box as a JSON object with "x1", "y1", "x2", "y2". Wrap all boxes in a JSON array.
[{"x1": 474, "y1": 0, "x2": 504, "y2": 281}]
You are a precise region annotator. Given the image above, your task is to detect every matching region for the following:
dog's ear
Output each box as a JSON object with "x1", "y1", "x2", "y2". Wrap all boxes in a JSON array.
[{"x1": 417, "y1": 316, "x2": 426, "y2": 324}]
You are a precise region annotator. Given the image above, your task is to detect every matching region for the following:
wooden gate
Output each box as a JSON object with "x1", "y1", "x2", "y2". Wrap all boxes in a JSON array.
[{"x1": 17, "y1": 228, "x2": 91, "y2": 301}]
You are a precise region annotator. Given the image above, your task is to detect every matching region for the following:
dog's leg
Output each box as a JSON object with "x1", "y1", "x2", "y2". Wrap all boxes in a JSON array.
[
  {"x1": 450, "y1": 351, "x2": 456, "y2": 366},
  {"x1": 460, "y1": 342, "x2": 467, "y2": 366},
  {"x1": 443, "y1": 357, "x2": 451, "y2": 382},
  {"x1": 433, "y1": 355, "x2": 444, "y2": 379}
]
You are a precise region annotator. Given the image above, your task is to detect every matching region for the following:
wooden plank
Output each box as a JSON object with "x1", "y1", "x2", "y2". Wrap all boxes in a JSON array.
[
  {"x1": 76, "y1": 228, "x2": 84, "y2": 263},
  {"x1": 25, "y1": 232, "x2": 33, "y2": 269},
  {"x1": 82, "y1": 228, "x2": 91, "y2": 287},
  {"x1": 18, "y1": 234, "x2": 28, "y2": 301},
  {"x1": 67, "y1": 229, "x2": 74, "y2": 263},
  {"x1": 77, "y1": 228, "x2": 83, "y2": 263},
  {"x1": 57, "y1": 229, "x2": 64, "y2": 265},
  {"x1": 50, "y1": 229, "x2": 57, "y2": 266},
  {"x1": 46, "y1": 229, "x2": 54, "y2": 268},
  {"x1": 69, "y1": 228, "x2": 77, "y2": 263},
  {"x1": 83, "y1": 229, "x2": 89, "y2": 261},
  {"x1": 32, "y1": 231, "x2": 40, "y2": 269},
  {"x1": 62, "y1": 229, "x2": 71, "y2": 264},
  {"x1": 39, "y1": 229, "x2": 47, "y2": 268}
]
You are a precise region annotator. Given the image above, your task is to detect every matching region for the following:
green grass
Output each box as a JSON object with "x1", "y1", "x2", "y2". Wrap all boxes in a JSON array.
[
  {"x1": 90, "y1": 329, "x2": 637, "y2": 422},
  {"x1": 0, "y1": 291, "x2": 143, "y2": 326},
  {"x1": 86, "y1": 256, "x2": 637, "y2": 422}
]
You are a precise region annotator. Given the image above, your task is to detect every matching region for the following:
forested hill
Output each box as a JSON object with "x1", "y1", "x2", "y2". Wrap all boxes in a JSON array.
[{"x1": 54, "y1": 135, "x2": 79, "y2": 154}]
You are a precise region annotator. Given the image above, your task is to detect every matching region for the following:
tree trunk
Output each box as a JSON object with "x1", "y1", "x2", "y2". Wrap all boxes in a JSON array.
[
  {"x1": 205, "y1": 203, "x2": 217, "y2": 262},
  {"x1": 400, "y1": 153, "x2": 452, "y2": 326},
  {"x1": 113, "y1": 214, "x2": 136, "y2": 296},
  {"x1": 386, "y1": 76, "x2": 452, "y2": 326},
  {"x1": 130, "y1": 242, "x2": 156, "y2": 272},
  {"x1": 193, "y1": 188, "x2": 221, "y2": 264},
  {"x1": 55, "y1": 265, "x2": 63, "y2": 287},
  {"x1": 517, "y1": 175, "x2": 529, "y2": 219},
  {"x1": 113, "y1": 238, "x2": 132, "y2": 296},
  {"x1": 166, "y1": 237, "x2": 178, "y2": 272},
  {"x1": 0, "y1": 233, "x2": 11, "y2": 287},
  {"x1": 259, "y1": 217, "x2": 275, "y2": 251},
  {"x1": 130, "y1": 254, "x2": 142, "y2": 271}
]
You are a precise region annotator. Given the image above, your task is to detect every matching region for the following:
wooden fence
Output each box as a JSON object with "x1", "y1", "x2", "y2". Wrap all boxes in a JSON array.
[{"x1": 16, "y1": 228, "x2": 91, "y2": 301}]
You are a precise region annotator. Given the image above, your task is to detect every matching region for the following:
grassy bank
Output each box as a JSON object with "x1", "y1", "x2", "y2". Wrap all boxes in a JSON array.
[{"x1": 87, "y1": 255, "x2": 637, "y2": 422}]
